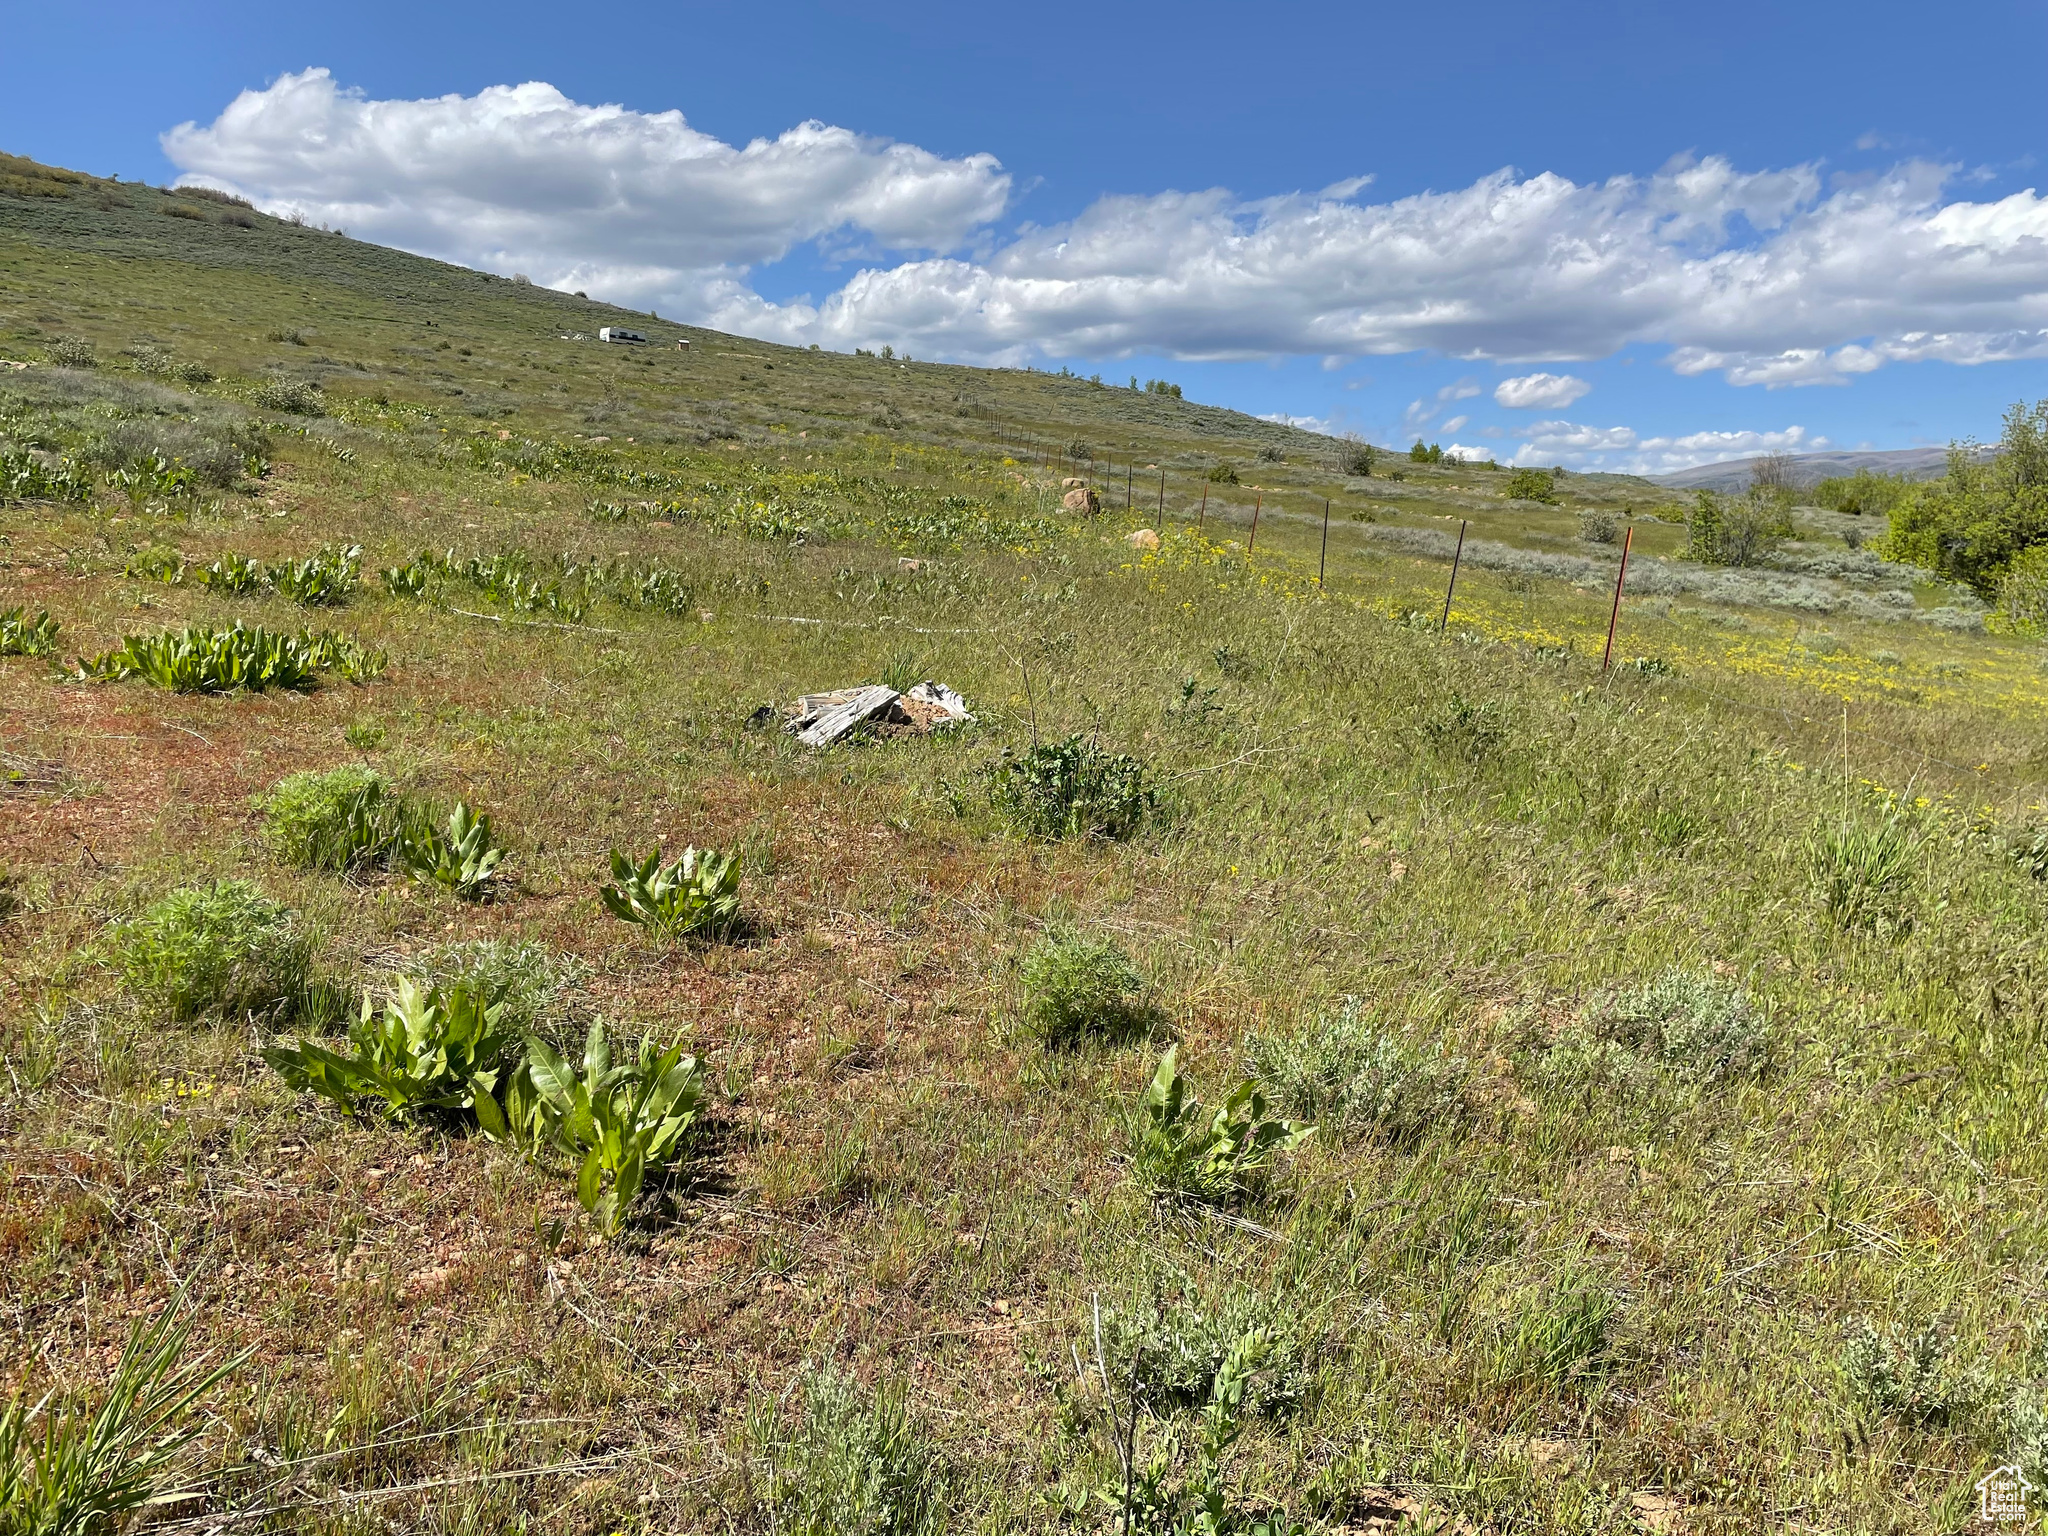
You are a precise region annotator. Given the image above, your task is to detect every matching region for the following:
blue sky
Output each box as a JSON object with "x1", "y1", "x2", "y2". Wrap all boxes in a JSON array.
[{"x1": 4, "y1": 0, "x2": 2046, "y2": 471}]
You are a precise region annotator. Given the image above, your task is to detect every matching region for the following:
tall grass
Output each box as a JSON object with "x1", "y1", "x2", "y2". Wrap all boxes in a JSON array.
[{"x1": 0, "y1": 1289, "x2": 243, "y2": 1536}]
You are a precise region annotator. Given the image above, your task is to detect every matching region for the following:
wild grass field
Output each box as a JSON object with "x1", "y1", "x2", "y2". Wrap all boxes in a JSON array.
[{"x1": 4, "y1": 149, "x2": 2048, "y2": 1536}]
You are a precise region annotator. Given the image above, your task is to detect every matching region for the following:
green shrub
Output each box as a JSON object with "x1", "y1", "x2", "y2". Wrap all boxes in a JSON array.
[
  {"x1": 0, "y1": 1289, "x2": 244, "y2": 1536},
  {"x1": 1247, "y1": 1006, "x2": 1468, "y2": 1146},
  {"x1": 1338, "y1": 441, "x2": 1376, "y2": 477},
  {"x1": 1130, "y1": 1047, "x2": 1312, "y2": 1206},
  {"x1": 113, "y1": 881, "x2": 313, "y2": 1020},
  {"x1": 1206, "y1": 463, "x2": 1238, "y2": 484},
  {"x1": 1422, "y1": 691, "x2": 1509, "y2": 762},
  {"x1": 756, "y1": 1364, "x2": 944, "y2": 1536},
  {"x1": 255, "y1": 765, "x2": 401, "y2": 871},
  {"x1": 252, "y1": 378, "x2": 323, "y2": 415},
  {"x1": 0, "y1": 608, "x2": 60, "y2": 657},
  {"x1": 1020, "y1": 932, "x2": 1149, "y2": 1047},
  {"x1": 1588, "y1": 968, "x2": 1771, "y2": 1083},
  {"x1": 1256, "y1": 444, "x2": 1284, "y2": 463},
  {"x1": 1807, "y1": 817, "x2": 1916, "y2": 934},
  {"x1": 599, "y1": 845, "x2": 740, "y2": 937},
  {"x1": 988, "y1": 735, "x2": 1156, "y2": 840},
  {"x1": 1500, "y1": 1262, "x2": 1616, "y2": 1388},
  {"x1": 122, "y1": 546, "x2": 184, "y2": 584},
  {"x1": 1506, "y1": 468, "x2": 1557, "y2": 503},
  {"x1": 263, "y1": 977, "x2": 515, "y2": 1120}
]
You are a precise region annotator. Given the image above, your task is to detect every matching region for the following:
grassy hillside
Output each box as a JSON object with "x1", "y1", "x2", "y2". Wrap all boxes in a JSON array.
[{"x1": 4, "y1": 152, "x2": 2048, "y2": 1535}]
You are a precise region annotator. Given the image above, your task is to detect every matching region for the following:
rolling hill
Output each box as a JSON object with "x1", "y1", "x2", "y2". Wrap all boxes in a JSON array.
[{"x1": 3, "y1": 148, "x2": 2043, "y2": 1536}]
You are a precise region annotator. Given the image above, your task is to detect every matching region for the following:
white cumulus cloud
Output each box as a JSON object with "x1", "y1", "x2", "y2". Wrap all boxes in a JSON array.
[
  {"x1": 163, "y1": 73, "x2": 2048, "y2": 384},
  {"x1": 1508, "y1": 419, "x2": 1829, "y2": 475},
  {"x1": 1494, "y1": 372, "x2": 1592, "y2": 409},
  {"x1": 163, "y1": 68, "x2": 1009, "y2": 303}
]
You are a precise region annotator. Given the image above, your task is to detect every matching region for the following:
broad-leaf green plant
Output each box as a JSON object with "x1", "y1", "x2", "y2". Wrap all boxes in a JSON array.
[
  {"x1": 399, "y1": 801, "x2": 505, "y2": 899},
  {"x1": 988, "y1": 734, "x2": 1156, "y2": 840},
  {"x1": 0, "y1": 608, "x2": 59, "y2": 657},
  {"x1": 599, "y1": 845, "x2": 740, "y2": 937},
  {"x1": 498, "y1": 1020, "x2": 703, "y2": 1235},
  {"x1": 263, "y1": 977, "x2": 515, "y2": 1120},
  {"x1": 1131, "y1": 1047, "x2": 1312, "y2": 1206}
]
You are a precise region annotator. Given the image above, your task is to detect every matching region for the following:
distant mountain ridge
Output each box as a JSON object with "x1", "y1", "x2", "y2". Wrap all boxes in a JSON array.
[{"x1": 1650, "y1": 445, "x2": 1989, "y2": 493}]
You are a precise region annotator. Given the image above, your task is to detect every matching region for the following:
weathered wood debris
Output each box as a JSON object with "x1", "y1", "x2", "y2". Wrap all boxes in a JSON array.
[{"x1": 785, "y1": 681, "x2": 973, "y2": 748}]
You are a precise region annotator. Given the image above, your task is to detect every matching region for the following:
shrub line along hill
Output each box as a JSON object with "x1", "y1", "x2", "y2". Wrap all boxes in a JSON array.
[{"x1": 4, "y1": 148, "x2": 2048, "y2": 1535}]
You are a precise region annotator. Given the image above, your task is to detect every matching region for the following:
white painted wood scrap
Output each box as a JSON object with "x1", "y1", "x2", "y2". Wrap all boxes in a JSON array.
[{"x1": 790, "y1": 684, "x2": 901, "y2": 748}]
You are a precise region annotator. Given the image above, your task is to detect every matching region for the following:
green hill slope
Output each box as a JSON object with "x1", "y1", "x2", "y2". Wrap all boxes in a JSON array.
[{"x1": 2, "y1": 151, "x2": 2045, "y2": 1535}]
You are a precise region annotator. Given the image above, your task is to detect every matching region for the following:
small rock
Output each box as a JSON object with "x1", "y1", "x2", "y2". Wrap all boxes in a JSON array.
[
  {"x1": 1125, "y1": 528, "x2": 1161, "y2": 552},
  {"x1": 1062, "y1": 486, "x2": 1100, "y2": 514}
]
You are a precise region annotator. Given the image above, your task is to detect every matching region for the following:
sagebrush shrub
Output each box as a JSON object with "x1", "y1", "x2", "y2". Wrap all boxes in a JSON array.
[
  {"x1": 252, "y1": 379, "x2": 322, "y2": 415},
  {"x1": 757, "y1": 1365, "x2": 944, "y2": 1536},
  {"x1": 1590, "y1": 968, "x2": 1770, "y2": 1084},
  {"x1": 1019, "y1": 932, "x2": 1149, "y2": 1047},
  {"x1": 1577, "y1": 508, "x2": 1619, "y2": 543},
  {"x1": 1092, "y1": 1280, "x2": 1309, "y2": 1417},
  {"x1": 48, "y1": 337, "x2": 97, "y2": 369},
  {"x1": 114, "y1": 881, "x2": 313, "y2": 1020},
  {"x1": 1247, "y1": 1005, "x2": 1468, "y2": 1146},
  {"x1": 988, "y1": 735, "x2": 1156, "y2": 840},
  {"x1": 406, "y1": 938, "x2": 582, "y2": 1035},
  {"x1": 1841, "y1": 1318, "x2": 1978, "y2": 1427}
]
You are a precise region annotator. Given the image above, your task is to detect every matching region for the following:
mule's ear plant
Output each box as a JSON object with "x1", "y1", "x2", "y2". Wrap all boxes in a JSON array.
[
  {"x1": 267, "y1": 543, "x2": 360, "y2": 606},
  {"x1": 0, "y1": 608, "x2": 60, "y2": 657},
  {"x1": 264, "y1": 978, "x2": 515, "y2": 1120},
  {"x1": 400, "y1": 801, "x2": 506, "y2": 900},
  {"x1": 1130, "y1": 1047, "x2": 1312, "y2": 1206},
  {"x1": 498, "y1": 1020, "x2": 704, "y2": 1235},
  {"x1": 599, "y1": 845, "x2": 740, "y2": 938}
]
